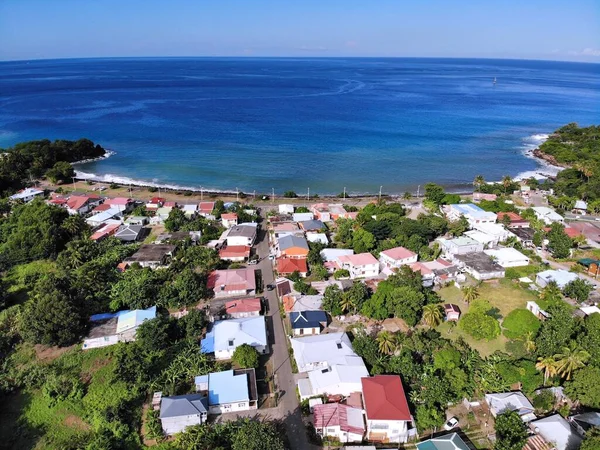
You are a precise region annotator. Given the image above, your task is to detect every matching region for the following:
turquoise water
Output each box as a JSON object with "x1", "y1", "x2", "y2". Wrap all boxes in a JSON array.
[{"x1": 0, "y1": 57, "x2": 598, "y2": 194}]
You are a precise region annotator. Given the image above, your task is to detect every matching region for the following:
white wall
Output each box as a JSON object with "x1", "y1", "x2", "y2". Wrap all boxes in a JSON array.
[
  {"x1": 366, "y1": 419, "x2": 408, "y2": 443},
  {"x1": 379, "y1": 253, "x2": 418, "y2": 269},
  {"x1": 318, "y1": 425, "x2": 363, "y2": 443},
  {"x1": 293, "y1": 327, "x2": 320, "y2": 336},
  {"x1": 345, "y1": 263, "x2": 379, "y2": 279},
  {"x1": 209, "y1": 400, "x2": 254, "y2": 415},
  {"x1": 161, "y1": 414, "x2": 204, "y2": 435}
]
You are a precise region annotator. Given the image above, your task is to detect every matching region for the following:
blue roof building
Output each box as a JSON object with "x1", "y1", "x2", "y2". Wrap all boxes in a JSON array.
[
  {"x1": 289, "y1": 310, "x2": 328, "y2": 336},
  {"x1": 194, "y1": 369, "x2": 258, "y2": 415}
]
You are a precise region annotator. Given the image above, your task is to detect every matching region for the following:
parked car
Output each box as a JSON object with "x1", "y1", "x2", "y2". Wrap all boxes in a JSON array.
[
  {"x1": 443, "y1": 416, "x2": 459, "y2": 431},
  {"x1": 266, "y1": 284, "x2": 275, "y2": 291}
]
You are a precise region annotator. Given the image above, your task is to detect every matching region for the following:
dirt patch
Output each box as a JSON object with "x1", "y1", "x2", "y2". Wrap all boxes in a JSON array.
[
  {"x1": 34, "y1": 344, "x2": 76, "y2": 363},
  {"x1": 63, "y1": 415, "x2": 91, "y2": 431}
]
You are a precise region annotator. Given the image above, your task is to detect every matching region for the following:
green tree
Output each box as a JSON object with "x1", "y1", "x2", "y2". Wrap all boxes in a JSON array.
[
  {"x1": 352, "y1": 228, "x2": 375, "y2": 254},
  {"x1": 376, "y1": 331, "x2": 395, "y2": 355},
  {"x1": 322, "y1": 285, "x2": 343, "y2": 316},
  {"x1": 415, "y1": 404, "x2": 444, "y2": 431},
  {"x1": 459, "y1": 311, "x2": 500, "y2": 341},
  {"x1": 473, "y1": 174, "x2": 485, "y2": 192},
  {"x1": 232, "y1": 344, "x2": 260, "y2": 369},
  {"x1": 109, "y1": 267, "x2": 164, "y2": 310},
  {"x1": 389, "y1": 286, "x2": 425, "y2": 327},
  {"x1": 547, "y1": 222, "x2": 572, "y2": 259},
  {"x1": 564, "y1": 366, "x2": 600, "y2": 409},
  {"x1": 502, "y1": 309, "x2": 541, "y2": 339},
  {"x1": 283, "y1": 191, "x2": 297, "y2": 198},
  {"x1": 501, "y1": 175, "x2": 514, "y2": 195},
  {"x1": 494, "y1": 410, "x2": 528, "y2": 450},
  {"x1": 536, "y1": 302, "x2": 576, "y2": 357},
  {"x1": 45, "y1": 161, "x2": 75, "y2": 184},
  {"x1": 135, "y1": 316, "x2": 177, "y2": 352},
  {"x1": 422, "y1": 303, "x2": 443, "y2": 327},
  {"x1": 164, "y1": 207, "x2": 188, "y2": 232},
  {"x1": 311, "y1": 264, "x2": 328, "y2": 281},
  {"x1": 424, "y1": 183, "x2": 446, "y2": 205},
  {"x1": 536, "y1": 356, "x2": 558, "y2": 386},
  {"x1": 231, "y1": 419, "x2": 285, "y2": 450},
  {"x1": 553, "y1": 344, "x2": 590, "y2": 380},
  {"x1": 448, "y1": 215, "x2": 470, "y2": 237},
  {"x1": 433, "y1": 347, "x2": 462, "y2": 372},
  {"x1": 333, "y1": 269, "x2": 350, "y2": 279},
  {"x1": 581, "y1": 428, "x2": 600, "y2": 450},
  {"x1": 161, "y1": 268, "x2": 206, "y2": 308},
  {"x1": 461, "y1": 285, "x2": 480, "y2": 304},
  {"x1": 563, "y1": 278, "x2": 593, "y2": 303}
]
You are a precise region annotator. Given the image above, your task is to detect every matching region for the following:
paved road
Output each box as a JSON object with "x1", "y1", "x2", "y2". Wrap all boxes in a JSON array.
[{"x1": 254, "y1": 214, "x2": 315, "y2": 450}]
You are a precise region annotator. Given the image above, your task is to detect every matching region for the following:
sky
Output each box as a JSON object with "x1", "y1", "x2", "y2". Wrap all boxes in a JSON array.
[{"x1": 0, "y1": 0, "x2": 599, "y2": 62}]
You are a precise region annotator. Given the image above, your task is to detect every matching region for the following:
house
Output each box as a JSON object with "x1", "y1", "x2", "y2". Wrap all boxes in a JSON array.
[
  {"x1": 225, "y1": 224, "x2": 258, "y2": 247},
  {"x1": 219, "y1": 245, "x2": 251, "y2": 262},
  {"x1": 299, "y1": 219, "x2": 326, "y2": 232},
  {"x1": 103, "y1": 197, "x2": 134, "y2": 213},
  {"x1": 484, "y1": 248, "x2": 530, "y2": 268},
  {"x1": 313, "y1": 403, "x2": 366, "y2": 443},
  {"x1": 159, "y1": 393, "x2": 208, "y2": 435},
  {"x1": 85, "y1": 207, "x2": 123, "y2": 227},
  {"x1": 272, "y1": 222, "x2": 301, "y2": 238},
  {"x1": 124, "y1": 244, "x2": 176, "y2": 269},
  {"x1": 306, "y1": 232, "x2": 329, "y2": 245},
  {"x1": 225, "y1": 298, "x2": 262, "y2": 319},
  {"x1": 472, "y1": 192, "x2": 497, "y2": 202},
  {"x1": 439, "y1": 236, "x2": 484, "y2": 257},
  {"x1": 125, "y1": 215, "x2": 149, "y2": 226},
  {"x1": 529, "y1": 414, "x2": 581, "y2": 450},
  {"x1": 277, "y1": 257, "x2": 309, "y2": 277},
  {"x1": 379, "y1": 247, "x2": 418, "y2": 273},
  {"x1": 151, "y1": 206, "x2": 172, "y2": 224},
  {"x1": 289, "y1": 310, "x2": 328, "y2": 336},
  {"x1": 207, "y1": 268, "x2": 256, "y2": 298},
  {"x1": 445, "y1": 203, "x2": 497, "y2": 225},
  {"x1": 511, "y1": 227, "x2": 536, "y2": 247},
  {"x1": 91, "y1": 203, "x2": 113, "y2": 214},
  {"x1": 278, "y1": 235, "x2": 309, "y2": 258},
  {"x1": 290, "y1": 332, "x2": 357, "y2": 373},
  {"x1": 293, "y1": 212, "x2": 314, "y2": 222},
  {"x1": 221, "y1": 213, "x2": 238, "y2": 228},
  {"x1": 311, "y1": 203, "x2": 353, "y2": 222},
  {"x1": 413, "y1": 258, "x2": 462, "y2": 286},
  {"x1": 532, "y1": 206, "x2": 564, "y2": 225},
  {"x1": 454, "y1": 252, "x2": 505, "y2": 280},
  {"x1": 527, "y1": 301, "x2": 550, "y2": 320},
  {"x1": 573, "y1": 200, "x2": 588, "y2": 215},
  {"x1": 463, "y1": 230, "x2": 499, "y2": 249},
  {"x1": 163, "y1": 201, "x2": 177, "y2": 208},
  {"x1": 416, "y1": 433, "x2": 470, "y2": 450},
  {"x1": 66, "y1": 195, "x2": 102, "y2": 215},
  {"x1": 337, "y1": 253, "x2": 380, "y2": 279},
  {"x1": 497, "y1": 212, "x2": 530, "y2": 228},
  {"x1": 195, "y1": 368, "x2": 258, "y2": 415},
  {"x1": 201, "y1": 316, "x2": 268, "y2": 359},
  {"x1": 145, "y1": 196, "x2": 165, "y2": 211},
  {"x1": 182, "y1": 204, "x2": 198, "y2": 218},
  {"x1": 578, "y1": 258, "x2": 600, "y2": 278},
  {"x1": 298, "y1": 359, "x2": 369, "y2": 400},
  {"x1": 278, "y1": 204, "x2": 295, "y2": 215},
  {"x1": 471, "y1": 222, "x2": 513, "y2": 245},
  {"x1": 83, "y1": 306, "x2": 156, "y2": 350},
  {"x1": 569, "y1": 222, "x2": 600, "y2": 245},
  {"x1": 114, "y1": 224, "x2": 144, "y2": 242},
  {"x1": 444, "y1": 304, "x2": 461, "y2": 321},
  {"x1": 283, "y1": 294, "x2": 324, "y2": 313},
  {"x1": 321, "y1": 249, "x2": 354, "y2": 263},
  {"x1": 570, "y1": 411, "x2": 600, "y2": 437},
  {"x1": 90, "y1": 222, "x2": 121, "y2": 241},
  {"x1": 10, "y1": 187, "x2": 44, "y2": 202},
  {"x1": 536, "y1": 269, "x2": 579, "y2": 289},
  {"x1": 156, "y1": 230, "x2": 202, "y2": 244},
  {"x1": 361, "y1": 375, "x2": 413, "y2": 443},
  {"x1": 485, "y1": 392, "x2": 536, "y2": 422},
  {"x1": 311, "y1": 203, "x2": 333, "y2": 222}
]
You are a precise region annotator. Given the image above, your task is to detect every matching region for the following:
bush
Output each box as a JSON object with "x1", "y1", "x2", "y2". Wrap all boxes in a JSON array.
[
  {"x1": 532, "y1": 390, "x2": 555, "y2": 413},
  {"x1": 283, "y1": 191, "x2": 298, "y2": 198},
  {"x1": 148, "y1": 186, "x2": 158, "y2": 193},
  {"x1": 502, "y1": 309, "x2": 541, "y2": 339},
  {"x1": 232, "y1": 344, "x2": 260, "y2": 369},
  {"x1": 109, "y1": 182, "x2": 119, "y2": 189},
  {"x1": 459, "y1": 312, "x2": 500, "y2": 341},
  {"x1": 184, "y1": 191, "x2": 193, "y2": 196},
  {"x1": 333, "y1": 269, "x2": 350, "y2": 279}
]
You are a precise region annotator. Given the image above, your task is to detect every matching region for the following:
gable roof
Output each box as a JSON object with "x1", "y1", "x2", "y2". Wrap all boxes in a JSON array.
[
  {"x1": 485, "y1": 392, "x2": 534, "y2": 418},
  {"x1": 289, "y1": 310, "x2": 327, "y2": 329},
  {"x1": 313, "y1": 403, "x2": 365, "y2": 435},
  {"x1": 278, "y1": 234, "x2": 309, "y2": 251},
  {"x1": 159, "y1": 393, "x2": 207, "y2": 418},
  {"x1": 416, "y1": 433, "x2": 470, "y2": 450},
  {"x1": 308, "y1": 359, "x2": 369, "y2": 393},
  {"x1": 381, "y1": 246, "x2": 417, "y2": 261},
  {"x1": 277, "y1": 258, "x2": 308, "y2": 274},
  {"x1": 105, "y1": 197, "x2": 132, "y2": 206},
  {"x1": 116, "y1": 306, "x2": 156, "y2": 333},
  {"x1": 361, "y1": 375, "x2": 411, "y2": 421},
  {"x1": 290, "y1": 332, "x2": 357, "y2": 370},
  {"x1": 531, "y1": 414, "x2": 582, "y2": 450},
  {"x1": 66, "y1": 195, "x2": 91, "y2": 211},
  {"x1": 222, "y1": 213, "x2": 238, "y2": 220},
  {"x1": 225, "y1": 298, "x2": 261, "y2": 314},
  {"x1": 338, "y1": 252, "x2": 378, "y2": 266},
  {"x1": 207, "y1": 268, "x2": 256, "y2": 292},
  {"x1": 10, "y1": 187, "x2": 44, "y2": 200},
  {"x1": 198, "y1": 201, "x2": 215, "y2": 212},
  {"x1": 115, "y1": 224, "x2": 143, "y2": 239},
  {"x1": 299, "y1": 219, "x2": 326, "y2": 231},
  {"x1": 212, "y1": 316, "x2": 267, "y2": 352}
]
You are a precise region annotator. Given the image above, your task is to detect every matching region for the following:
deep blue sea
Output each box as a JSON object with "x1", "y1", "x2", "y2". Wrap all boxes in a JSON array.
[{"x1": 0, "y1": 57, "x2": 598, "y2": 194}]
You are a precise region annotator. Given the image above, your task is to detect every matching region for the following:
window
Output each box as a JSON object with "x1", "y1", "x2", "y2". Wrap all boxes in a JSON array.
[
  {"x1": 238, "y1": 403, "x2": 245, "y2": 407},
  {"x1": 228, "y1": 340, "x2": 234, "y2": 346},
  {"x1": 336, "y1": 343, "x2": 342, "y2": 349}
]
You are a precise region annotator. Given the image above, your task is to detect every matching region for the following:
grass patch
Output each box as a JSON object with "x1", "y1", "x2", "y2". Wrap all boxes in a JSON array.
[{"x1": 437, "y1": 321, "x2": 508, "y2": 357}]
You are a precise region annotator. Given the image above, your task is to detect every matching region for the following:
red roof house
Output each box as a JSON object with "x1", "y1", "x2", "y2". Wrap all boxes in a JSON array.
[
  {"x1": 207, "y1": 268, "x2": 256, "y2": 298},
  {"x1": 225, "y1": 298, "x2": 262, "y2": 318},
  {"x1": 92, "y1": 203, "x2": 113, "y2": 214},
  {"x1": 198, "y1": 201, "x2": 215, "y2": 215},
  {"x1": 219, "y1": 245, "x2": 251, "y2": 261},
  {"x1": 313, "y1": 403, "x2": 365, "y2": 443},
  {"x1": 276, "y1": 258, "x2": 308, "y2": 277},
  {"x1": 497, "y1": 212, "x2": 530, "y2": 228}
]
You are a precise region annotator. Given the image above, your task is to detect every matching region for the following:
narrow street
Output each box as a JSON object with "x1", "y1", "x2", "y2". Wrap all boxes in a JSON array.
[{"x1": 254, "y1": 213, "x2": 315, "y2": 450}]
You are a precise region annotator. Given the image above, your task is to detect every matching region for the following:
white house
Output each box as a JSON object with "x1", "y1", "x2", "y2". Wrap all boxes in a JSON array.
[
  {"x1": 532, "y1": 206, "x2": 565, "y2": 225},
  {"x1": 221, "y1": 213, "x2": 238, "y2": 228},
  {"x1": 201, "y1": 316, "x2": 268, "y2": 360},
  {"x1": 85, "y1": 207, "x2": 123, "y2": 228},
  {"x1": 321, "y1": 249, "x2": 354, "y2": 262},
  {"x1": 445, "y1": 203, "x2": 497, "y2": 225},
  {"x1": 83, "y1": 306, "x2": 157, "y2": 350},
  {"x1": 484, "y1": 248, "x2": 530, "y2": 268},
  {"x1": 438, "y1": 236, "x2": 484, "y2": 257},
  {"x1": 536, "y1": 269, "x2": 579, "y2": 289},
  {"x1": 194, "y1": 368, "x2": 258, "y2": 415},
  {"x1": 485, "y1": 392, "x2": 536, "y2": 422},
  {"x1": 306, "y1": 232, "x2": 329, "y2": 245},
  {"x1": 313, "y1": 403, "x2": 365, "y2": 443},
  {"x1": 292, "y1": 212, "x2": 314, "y2": 222},
  {"x1": 10, "y1": 187, "x2": 44, "y2": 202},
  {"x1": 362, "y1": 375, "x2": 414, "y2": 444},
  {"x1": 290, "y1": 332, "x2": 357, "y2": 373},
  {"x1": 278, "y1": 204, "x2": 295, "y2": 215},
  {"x1": 468, "y1": 222, "x2": 514, "y2": 247},
  {"x1": 455, "y1": 253, "x2": 505, "y2": 281},
  {"x1": 159, "y1": 393, "x2": 208, "y2": 435},
  {"x1": 337, "y1": 253, "x2": 380, "y2": 279},
  {"x1": 298, "y1": 359, "x2": 369, "y2": 400},
  {"x1": 379, "y1": 247, "x2": 418, "y2": 273},
  {"x1": 225, "y1": 223, "x2": 258, "y2": 247},
  {"x1": 529, "y1": 415, "x2": 582, "y2": 450},
  {"x1": 182, "y1": 204, "x2": 198, "y2": 218}
]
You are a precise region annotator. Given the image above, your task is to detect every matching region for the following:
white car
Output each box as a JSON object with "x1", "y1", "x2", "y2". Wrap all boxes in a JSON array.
[{"x1": 443, "y1": 416, "x2": 459, "y2": 431}]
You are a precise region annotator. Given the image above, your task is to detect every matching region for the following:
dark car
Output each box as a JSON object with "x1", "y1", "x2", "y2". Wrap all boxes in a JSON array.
[{"x1": 266, "y1": 284, "x2": 275, "y2": 291}]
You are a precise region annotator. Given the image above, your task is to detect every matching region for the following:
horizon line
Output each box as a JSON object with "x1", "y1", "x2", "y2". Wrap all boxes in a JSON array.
[{"x1": 1, "y1": 55, "x2": 599, "y2": 65}]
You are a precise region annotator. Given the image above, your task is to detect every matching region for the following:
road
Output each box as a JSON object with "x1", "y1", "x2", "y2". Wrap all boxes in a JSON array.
[{"x1": 254, "y1": 213, "x2": 315, "y2": 450}]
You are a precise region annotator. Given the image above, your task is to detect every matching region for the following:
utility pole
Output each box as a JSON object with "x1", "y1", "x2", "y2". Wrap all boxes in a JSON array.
[
  {"x1": 72, "y1": 177, "x2": 76, "y2": 192},
  {"x1": 343, "y1": 187, "x2": 346, "y2": 200},
  {"x1": 253, "y1": 190, "x2": 256, "y2": 200},
  {"x1": 379, "y1": 185, "x2": 383, "y2": 203},
  {"x1": 307, "y1": 187, "x2": 310, "y2": 203},
  {"x1": 236, "y1": 187, "x2": 239, "y2": 202},
  {"x1": 272, "y1": 188, "x2": 274, "y2": 205},
  {"x1": 129, "y1": 184, "x2": 132, "y2": 197}
]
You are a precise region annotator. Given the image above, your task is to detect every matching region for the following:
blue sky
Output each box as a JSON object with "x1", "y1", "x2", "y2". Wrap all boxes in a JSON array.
[{"x1": 0, "y1": 0, "x2": 599, "y2": 61}]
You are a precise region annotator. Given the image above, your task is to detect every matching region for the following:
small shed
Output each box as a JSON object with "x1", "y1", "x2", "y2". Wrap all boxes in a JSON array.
[{"x1": 444, "y1": 304, "x2": 461, "y2": 321}]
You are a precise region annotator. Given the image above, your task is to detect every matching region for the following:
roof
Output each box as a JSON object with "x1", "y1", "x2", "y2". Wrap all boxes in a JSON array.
[
  {"x1": 338, "y1": 252, "x2": 378, "y2": 267},
  {"x1": 278, "y1": 234, "x2": 309, "y2": 251},
  {"x1": 104, "y1": 197, "x2": 132, "y2": 205},
  {"x1": 497, "y1": 211, "x2": 526, "y2": 222},
  {"x1": 361, "y1": 375, "x2": 411, "y2": 421},
  {"x1": 90, "y1": 223, "x2": 120, "y2": 240},
  {"x1": 455, "y1": 252, "x2": 505, "y2": 274},
  {"x1": 163, "y1": 201, "x2": 177, "y2": 207},
  {"x1": 198, "y1": 201, "x2": 215, "y2": 212},
  {"x1": 449, "y1": 203, "x2": 497, "y2": 220},
  {"x1": 86, "y1": 207, "x2": 122, "y2": 223},
  {"x1": 484, "y1": 248, "x2": 530, "y2": 264},
  {"x1": 563, "y1": 227, "x2": 582, "y2": 238},
  {"x1": 277, "y1": 258, "x2": 308, "y2": 274},
  {"x1": 66, "y1": 195, "x2": 91, "y2": 211},
  {"x1": 207, "y1": 268, "x2": 256, "y2": 292},
  {"x1": 537, "y1": 269, "x2": 578, "y2": 287},
  {"x1": 416, "y1": 433, "x2": 470, "y2": 450},
  {"x1": 125, "y1": 244, "x2": 176, "y2": 263},
  {"x1": 308, "y1": 359, "x2": 369, "y2": 394},
  {"x1": 9, "y1": 187, "x2": 44, "y2": 200},
  {"x1": 92, "y1": 203, "x2": 112, "y2": 213},
  {"x1": 182, "y1": 204, "x2": 197, "y2": 212},
  {"x1": 222, "y1": 213, "x2": 238, "y2": 220},
  {"x1": 485, "y1": 392, "x2": 534, "y2": 417},
  {"x1": 532, "y1": 206, "x2": 563, "y2": 220},
  {"x1": 273, "y1": 222, "x2": 299, "y2": 232},
  {"x1": 313, "y1": 403, "x2": 365, "y2": 435},
  {"x1": 444, "y1": 304, "x2": 460, "y2": 314},
  {"x1": 446, "y1": 236, "x2": 482, "y2": 247},
  {"x1": 531, "y1": 414, "x2": 581, "y2": 450},
  {"x1": 511, "y1": 227, "x2": 536, "y2": 240},
  {"x1": 227, "y1": 224, "x2": 258, "y2": 239},
  {"x1": 149, "y1": 197, "x2": 165, "y2": 204},
  {"x1": 115, "y1": 224, "x2": 143, "y2": 239},
  {"x1": 284, "y1": 295, "x2": 324, "y2": 312},
  {"x1": 207, "y1": 369, "x2": 250, "y2": 405},
  {"x1": 290, "y1": 332, "x2": 357, "y2": 369},
  {"x1": 211, "y1": 316, "x2": 267, "y2": 352},
  {"x1": 380, "y1": 246, "x2": 417, "y2": 261},
  {"x1": 219, "y1": 245, "x2": 251, "y2": 259},
  {"x1": 574, "y1": 200, "x2": 588, "y2": 210},
  {"x1": 225, "y1": 298, "x2": 261, "y2": 314},
  {"x1": 321, "y1": 248, "x2": 354, "y2": 262},
  {"x1": 289, "y1": 310, "x2": 327, "y2": 329},
  {"x1": 159, "y1": 393, "x2": 207, "y2": 418},
  {"x1": 116, "y1": 306, "x2": 156, "y2": 333},
  {"x1": 300, "y1": 219, "x2": 326, "y2": 231}
]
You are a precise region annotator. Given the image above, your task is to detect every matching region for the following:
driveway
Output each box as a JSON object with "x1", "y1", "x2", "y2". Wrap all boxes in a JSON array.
[{"x1": 254, "y1": 215, "x2": 315, "y2": 450}]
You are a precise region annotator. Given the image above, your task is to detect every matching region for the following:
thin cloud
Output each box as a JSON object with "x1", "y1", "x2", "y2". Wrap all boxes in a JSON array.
[
  {"x1": 568, "y1": 48, "x2": 600, "y2": 57},
  {"x1": 297, "y1": 45, "x2": 328, "y2": 52}
]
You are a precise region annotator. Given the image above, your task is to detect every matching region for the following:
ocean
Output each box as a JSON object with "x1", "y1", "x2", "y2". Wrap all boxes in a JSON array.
[{"x1": 0, "y1": 57, "x2": 598, "y2": 195}]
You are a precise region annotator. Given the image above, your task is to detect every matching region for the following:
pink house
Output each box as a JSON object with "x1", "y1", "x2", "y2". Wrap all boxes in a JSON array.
[
  {"x1": 473, "y1": 192, "x2": 497, "y2": 202},
  {"x1": 379, "y1": 247, "x2": 418, "y2": 273},
  {"x1": 337, "y1": 253, "x2": 380, "y2": 279},
  {"x1": 444, "y1": 304, "x2": 461, "y2": 321},
  {"x1": 104, "y1": 197, "x2": 134, "y2": 212},
  {"x1": 207, "y1": 268, "x2": 256, "y2": 298}
]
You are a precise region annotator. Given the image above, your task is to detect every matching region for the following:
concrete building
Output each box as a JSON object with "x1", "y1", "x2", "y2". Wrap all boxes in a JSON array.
[
  {"x1": 292, "y1": 212, "x2": 314, "y2": 222},
  {"x1": 532, "y1": 206, "x2": 565, "y2": 225},
  {"x1": 290, "y1": 332, "x2": 357, "y2": 373},
  {"x1": 278, "y1": 204, "x2": 295, "y2": 215},
  {"x1": 337, "y1": 253, "x2": 380, "y2": 279},
  {"x1": 454, "y1": 253, "x2": 505, "y2": 280},
  {"x1": 123, "y1": 244, "x2": 176, "y2": 269},
  {"x1": 225, "y1": 224, "x2": 258, "y2": 247},
  {"x1": 484, "y1": 248, "x2": 530, "y2": 268},
  {"x1": 278, "y1": 234, "x2": 309, "y2": 259},
  {"x1": 221, "y1": 213, "x2": 238, "y2": 228},
  {"x1": 289, "y1": 310, "x2": 328, "y2": 336},
  {"x1": 195, "y1": 369, "x2": 258, "y2": 415},
  {"x1": 379, "y1": 247, "x2": 418, "y2": 273},
  {"x1": 536, "y1": 269, "x2": 579, "y2": 289},
  {"x1": 9, "y1": 187, "x2": 44, "y2": 202},
  {"x1": 445, "y1": 203, "x2": 497, "y2": 225},
  {"x1": 299, "y1": 359, "x2": 369, "y2": 401},
  {"x1": 306, "y1": 232, "x2": 329, "y2": 245},
  {"x1": 201, "y1": 316, "x2": 268, "y2": 360},
  {"x1": 439, "y1": 236, "x2": 484, "y2": 257},
  {"x1": 159, "y1": 393, "x2": 208, "y2": 435},
  {"x1": 207, "y1": 268, "x2": 256, "y2": 298}
]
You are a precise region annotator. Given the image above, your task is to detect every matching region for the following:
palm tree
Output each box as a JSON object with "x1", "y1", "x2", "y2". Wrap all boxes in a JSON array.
[
  {"x1": 574, "y1": 163, "x2": 593, "y2": 182},
  {"x1": 536, "y1": 356, "x2": 557, "y2": 386},
  {"x1": 473, "y1": 175, "x2": 485, "y2": 192},
  {"x1": 461, "y1": 285, "x2": 480, "y2": 304},
  {"x1": 539, "y1": 281, "x2": 562, "y2": 304},
  {"x1": 376, "y1": 331, "x2": 396, "y2": 355},
  {"x1": 502, "y1": 236, "x2": 519, "y2": 248},
  {"x1": 339, "y1": 295, "x2": 356, "y2": 314},
  {"x1": 501, "y1": 175, "x2": 513, "y2": 195},
  {"x1": 553, "y1": 344, "x2": 590, "y2": 380},
  {"x1": 422, "y1": 304, "x2": 443, "y2": 328},
  {"x1": 572, "y1": 234, "x2": 587, "y2": 249},
  {"x1": 523, "y1": 331, "x2": 537, "y2": 353}
]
